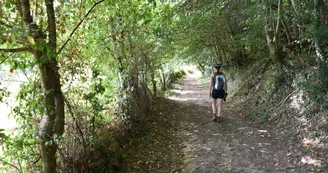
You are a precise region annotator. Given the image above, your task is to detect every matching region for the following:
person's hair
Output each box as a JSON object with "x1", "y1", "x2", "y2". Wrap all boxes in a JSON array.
[{"x1": 214, "y1": 63, "x2": 221, "y2": 69}]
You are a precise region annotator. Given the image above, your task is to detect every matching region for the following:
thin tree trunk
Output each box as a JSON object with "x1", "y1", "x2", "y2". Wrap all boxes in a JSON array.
[
  {"x1": 290, "y1": 0, "x2": 298, "y2": 16},
  {"x1": 315, "y1": 0, "x2": 328, "y2": 92},
  {"x1": 273, "y1": 0, "x2": 281, "y2": 62},
  {"x1": 151, "y1": 71, "x2": 157, "y2": 97},
  {"x1": 265, "y1": 23, "x2": 275, "y2": 59},
  {"x1": 40, "y1": 0, "x2": 64, "y2": 172},
  {"x1": 281, "y1": 19, "x2": 292, "y2": 44}
]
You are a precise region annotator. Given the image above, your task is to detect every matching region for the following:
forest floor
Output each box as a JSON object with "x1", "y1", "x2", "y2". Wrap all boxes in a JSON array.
[{"x1": 121, "y1": 74, "x2": 326, "y2": 173}]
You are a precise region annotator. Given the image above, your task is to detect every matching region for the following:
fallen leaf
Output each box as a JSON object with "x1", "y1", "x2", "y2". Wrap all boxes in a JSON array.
[{"x1": 302, "y1": 142, "x2": 309, "y2": 148}]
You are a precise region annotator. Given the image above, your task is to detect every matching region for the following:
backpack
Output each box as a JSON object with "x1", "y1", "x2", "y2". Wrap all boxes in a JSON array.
[{"x1": 213, "y1": 72, "x2": 225, "y2": 90}]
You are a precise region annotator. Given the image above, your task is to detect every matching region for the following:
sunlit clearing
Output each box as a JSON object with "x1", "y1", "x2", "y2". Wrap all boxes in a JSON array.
[{"x1": 182, "y1": 65, "x2": 202, "y2": 79}]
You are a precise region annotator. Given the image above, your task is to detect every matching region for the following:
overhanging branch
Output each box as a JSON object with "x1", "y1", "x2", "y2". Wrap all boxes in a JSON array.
[
  {"x1": 0, "y1": 47, "x2": 30, "y2": 65},
  {"x1": 57, "y1": 0, "x2": 105, "y2": 56},
  {"x1": 0, "y1": 47, "x2": 30, "y2": 53}
]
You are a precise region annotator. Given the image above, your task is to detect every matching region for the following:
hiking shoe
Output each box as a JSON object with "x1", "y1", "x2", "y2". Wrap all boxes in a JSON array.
[{"x1": 211, "y1": 117, "x2": 217, "y2": 122}]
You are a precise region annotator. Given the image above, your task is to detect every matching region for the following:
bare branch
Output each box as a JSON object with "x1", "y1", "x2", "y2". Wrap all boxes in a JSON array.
[
  {"x1": 64, "y1": 97, "x2": 87, "y2": 157},
  {"x1": 57, "y1": 0, "x2": 105, "y2": 56},
  {"x1": 0, "y1": 47, "x2": 30, "y2": 53},
  {"x1": 0, "y1": 157, "x2": 23, "y2": 173},
  {"x1": 0, "y1": 54, "x2": 11, "y2": 65}
]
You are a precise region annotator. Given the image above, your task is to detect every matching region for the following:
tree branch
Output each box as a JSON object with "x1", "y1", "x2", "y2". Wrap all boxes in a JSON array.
[
  {"x1": 57, "y1": 0, "x2": 105, "y2": 56},
  {"x1": 0, "y1": 20, "x2": 14, "y2": 28},
  {"x1": 0, "y1": 54, "x2": 11, "y2": 65},
  {"x1": 44, "y1": 0, "x2": 56, "y2": 52},
  {"x1": 0, "y1": 157, "x2": 23, "y2": 173},
  {"x1": 64, "y1": 97, "x2": 87, "y2": 157},
  {"x1": 0, "y1": 47, "x2": 30, "y2": 53}
]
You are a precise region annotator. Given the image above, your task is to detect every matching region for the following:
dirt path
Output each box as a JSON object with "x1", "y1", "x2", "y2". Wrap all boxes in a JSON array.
[{"x1": 122, "y1": 75, "x2": 323, "y2": 173}]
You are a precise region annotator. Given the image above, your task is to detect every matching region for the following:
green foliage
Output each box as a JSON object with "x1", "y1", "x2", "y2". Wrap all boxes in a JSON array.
[
  {"x1": 2, "y1": 0, "x2": 182, "y2": 171},
  {"x1": 2, "y1": 0, "x2": 328, "y2": 171},
  {"x1": 0, "y1": 86, "x2": 9, "y2": 102},
  {"x1": 0, "y1": 80, "x2": 42, "y2": 172},
  {"x1": 0, "y1": 129, "x2": 8, "y2": 140},
  {"x1": 2, "y1": 130, "x2": 41, "y2": 172}
]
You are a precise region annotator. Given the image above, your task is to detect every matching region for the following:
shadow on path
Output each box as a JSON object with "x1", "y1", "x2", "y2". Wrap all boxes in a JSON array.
[{"x1": 122, "y1": 76, "x2": 321, "y2": 173}]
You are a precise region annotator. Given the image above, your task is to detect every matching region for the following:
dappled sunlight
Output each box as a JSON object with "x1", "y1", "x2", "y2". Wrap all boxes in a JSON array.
[
  {"x1": 290, "y1": 90, "x2": 305, "y2": 115},
  {"x1": 168, "y1": 96, "x2": 189, "y2": 102},
  {"x1": 301, "y1": 155, "x2": 323, "y2": 167},
  {"x1": 169, "y1": 89, "x2": 195, "y2": 95},
  {"x1": 298, "y1": 135, "x2": 327, "y2": 169},
  {"x1": 168, "y1": 96, "x2": 203, "y2": 102}
]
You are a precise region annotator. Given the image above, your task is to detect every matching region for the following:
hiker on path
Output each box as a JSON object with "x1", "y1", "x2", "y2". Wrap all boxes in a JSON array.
[{"x1": 209, "y1": 63, "x2": 227, "y2": 122}]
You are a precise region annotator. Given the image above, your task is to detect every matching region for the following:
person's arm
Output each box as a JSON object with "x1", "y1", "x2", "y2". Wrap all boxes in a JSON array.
[
  {"x1": 224, "y1": 73, "x2": 227, "y2": 93},
  {"x1": 209, "y1": 73, "x2": 214, "y2": 97},
  {"x1": 223, "y1": 73, "x2": 228, "y2": 101}
]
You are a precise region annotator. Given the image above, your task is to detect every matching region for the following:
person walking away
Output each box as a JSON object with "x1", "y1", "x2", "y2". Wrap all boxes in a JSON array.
[{"x1": 209, "y1": 64, "x2": 227, "y2": 122}]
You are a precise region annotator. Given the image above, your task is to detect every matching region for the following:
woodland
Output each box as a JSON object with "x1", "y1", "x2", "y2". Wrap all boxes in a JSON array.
[{"x1": 0, "y1": 0, "x2": 328, "y2": 172}]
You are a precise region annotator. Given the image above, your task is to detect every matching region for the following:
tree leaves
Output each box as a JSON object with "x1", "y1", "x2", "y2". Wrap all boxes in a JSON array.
[
  {"x1": 0, "y1": 129, "x2": 8, "y2": 140},
  {"x1": 26, "y1": 36, "x2": 35, "y2": 45}
]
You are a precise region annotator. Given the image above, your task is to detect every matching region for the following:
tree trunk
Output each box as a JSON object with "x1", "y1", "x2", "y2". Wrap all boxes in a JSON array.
[
  {"x1": 15, "y1": 1, "x2": 64, "y2": 172},
  {"x1": 264, "y1": 1, "x2": 281, "y2": 63},
  {"x1": 265, "y1": 24, "x2": 275, "y2": 59},
  {"x1": 315, "y1": 0, "x2": 328, "y2": 92},
  {"x1": 39, "y1": 0, "x2": 64, "y2": 172},
  {"x1": 273, "y1": 0, "x2": 281, "y2": 63},
  {"x1": 151, "y1": 71, "x2": 157, "y2": 97},
  {"x1": 160, "y1": 67, "x2": 166, "y2": 90}
]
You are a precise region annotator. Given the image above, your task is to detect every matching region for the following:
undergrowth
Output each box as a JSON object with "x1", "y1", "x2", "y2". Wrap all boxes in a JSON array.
[{"x1": 228, "y1": 57, "x2": 328, "y2": 169}]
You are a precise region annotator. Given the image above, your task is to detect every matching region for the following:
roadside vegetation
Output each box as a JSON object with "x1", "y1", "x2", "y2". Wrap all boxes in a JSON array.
[{"x1": 0, "y1": 0, "x2": 327, "y2": 172}]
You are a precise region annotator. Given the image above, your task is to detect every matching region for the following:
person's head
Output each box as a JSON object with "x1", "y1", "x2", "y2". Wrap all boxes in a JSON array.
[{"x1": 214, "y1": 63, "x2": 221, "y2": 71}]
